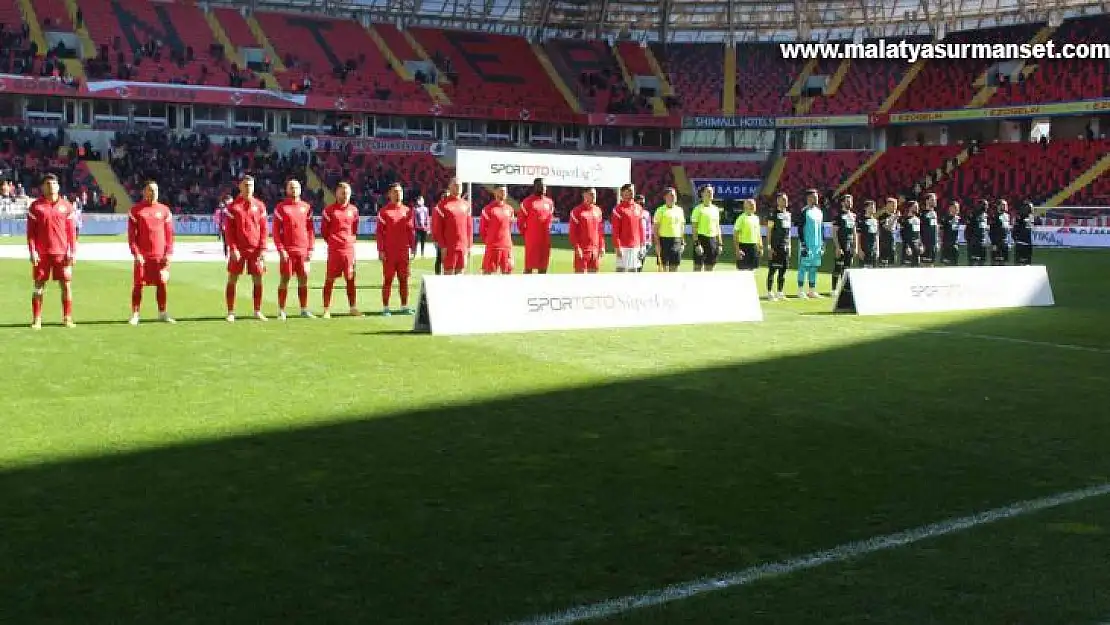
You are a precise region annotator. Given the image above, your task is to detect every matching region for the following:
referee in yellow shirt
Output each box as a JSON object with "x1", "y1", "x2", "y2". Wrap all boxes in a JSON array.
[
  {"x1": 689, "y1": 185, "x2": 724, "y2": 271},
  {"x1": 653, "y1": 187, "x2": 686, "y2": 272},
  {"x1": 733, "y1": 198, "x2": 763, "y2": 270}
]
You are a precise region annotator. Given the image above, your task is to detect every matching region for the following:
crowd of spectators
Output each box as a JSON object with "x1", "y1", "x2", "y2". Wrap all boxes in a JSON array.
[
  {"x1": 0, "y1": 23, "x2": 78, "y2": 83},
  {"x1": 84, "y1": 35, "x2": 263, "y2": 89},
  {"x1": 0, "y1": 128, "x2": 111, "y2": 211},
  {"x1": 109, "y1": 131, "x2": 320, "y2": 213}
]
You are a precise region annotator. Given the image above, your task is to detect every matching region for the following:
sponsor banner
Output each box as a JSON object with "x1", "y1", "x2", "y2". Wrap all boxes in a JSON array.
[
  {"x1": 0, "y1": 74, "x2": 78, "y2": 96},
  {"x1": 774, "y1": 115, "x2": 869, "y2": 128},
  {"x1": 683, "y1": 116, "x2": 777, "y2": 130},
  {"x1": 587, "y1": 113, "x2": 678, "y2": 128},
  {"x1": 456, "y1": 148, "x2": 632, "y2": 188},
  {"x1": 300, "y1": 135, "x2": 433, "y2": 154},
  {"x1": 689, "y1": 179, "x2": 761, "y2": 200},
  {"x1": 886, "y1": 99, "x2": 1110, "y2": 125},
  {"x1": 83, "y1": 79, "x2": 308, "y2": 108},
  {"x1": 834, "y1": 266, "x2": 1054, "y2": 316},
  {"x1": 413, "y1": 271, "x2": 763, "y2": 336},
  {"x1": 1032, "y1": 225, "x2": 1110, "y2": 248}
]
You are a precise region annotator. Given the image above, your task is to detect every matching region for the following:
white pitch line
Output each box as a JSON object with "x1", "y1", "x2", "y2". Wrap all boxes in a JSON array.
[
  {"x1": 507, "y1": 483, "x2": 1110, "y2": 625},
  {"x1": 910, "y1": 327, "x2": 1110, "y2": 355}
]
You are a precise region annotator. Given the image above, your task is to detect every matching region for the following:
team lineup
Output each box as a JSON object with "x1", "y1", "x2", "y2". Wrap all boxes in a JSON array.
[{"x1": 22, "y1": 173, "x2": 1038, "y2": 328}]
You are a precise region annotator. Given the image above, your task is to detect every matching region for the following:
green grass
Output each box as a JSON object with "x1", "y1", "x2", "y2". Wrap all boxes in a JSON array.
[{"x1": 2, "y1": 240, "x2": 1110, "y2": 625}]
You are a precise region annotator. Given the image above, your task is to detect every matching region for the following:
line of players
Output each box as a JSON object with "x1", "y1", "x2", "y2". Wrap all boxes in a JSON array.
[
  {"x1": 21, "y1": 171, "x2": 1039, "y2": 328},
  {"x1": 761, "y1": 190, "x2": 1039, "y2": 301}
]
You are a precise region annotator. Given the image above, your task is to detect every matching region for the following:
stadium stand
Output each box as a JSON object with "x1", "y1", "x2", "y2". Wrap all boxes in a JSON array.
[
  {"x1": 35, "y1": 0, "x2": 73, "y2": 31},
  {"x1": 0, "y1": 128, "x2": 106, "y2": 208},
  {"x1": 808, "y1": 39, "x2": 929, "y2": 115},
  {"x1": 931, "y1": 138, "x2": 1110, "y2": 206},
  {"x1": 311, "y1": 151, "x2": 449, "y2": 212},
  {"x1": 651, "y1": 43, "x2": 724, "y2": 114},
  {"x1": 409, "y1": 28, "x2": 575, "y2": 119},
  {"x1": 848, "y1": 145, "x2": 964, "y2": 202},
  {"x1": 777, "y1": 151, "x2": 871, "y2": 198},
  {"x1": 544, "y1": 38, "x2": 650, "y2": 114},
  {"x1": 989, "y1": 15, "x2": 1110, "y2": 106},
  {"x1": 889, "y1": 24, "x2": 1042, "y2": 111},
  {"x1": 735, "y1": 43, "x2": 803, "y2": 116}
]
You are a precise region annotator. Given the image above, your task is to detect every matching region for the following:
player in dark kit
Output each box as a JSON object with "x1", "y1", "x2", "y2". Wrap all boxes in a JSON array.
[
  {"x1": 900, "y1": 201, "x2": 924, "y2": 267},
  {"x1": 939, "y1": 200, "x2": 961, "y2": 265},
  {"x1": 1013, "y1": 201, "x2": 1036, "y2": 265},
  {"x1": 966, "y1": 200, "x2": 991, "y2": 266},
  {"x1": 878, "y1": 198, "x2": 898, "y2": 267},
  {"x1": 920, "y1": 193, "x2": 940, "y2": 265},
  {"x1": 858, "y1": 200, "x2": 880, "y2": 268},
  {"x1": 990, "y1": 199, "x2": 1012, "y2": 265},
  {"x1": 764, "y1": 192, "x2": 791, "y2": 301},
  {"x1": 831, "y1": 194, "x2": 858, "y2": 292}
]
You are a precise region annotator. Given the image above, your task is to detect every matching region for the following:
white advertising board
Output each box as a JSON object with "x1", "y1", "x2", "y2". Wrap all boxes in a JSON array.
[
  {"x1": 832, "y1": 266, "x2": 1055, "y2": 316},
  {"x1": 413, "y1": 271, "x2": 763, "y2": 336},
  {"x1": 455, "y1": 148, "x2": 632, "y2": 188}
]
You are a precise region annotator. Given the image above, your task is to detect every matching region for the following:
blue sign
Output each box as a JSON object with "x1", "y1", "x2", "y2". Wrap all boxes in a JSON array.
[
  {"x1": 690, "y1": 179, "x2": 761, "y2": 200},
  {"x1": 683, "y1": 116, "x2": 776, "y2": 130}
]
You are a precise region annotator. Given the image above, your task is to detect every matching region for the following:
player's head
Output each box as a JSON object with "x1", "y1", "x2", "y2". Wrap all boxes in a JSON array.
[
  {"x1": 388, "y1": 182, "x2": 403, "y2": 204},
  {"x1": 41, "y1": 173, "x2": 60, "y2": 200},
  {"x1": 840, "y1": 194, "x2": 853, "y2": 211},
  {"x1": 996, "y1": 199, "x2": 1008, "y2": 213},
  {"x1": 905, "y1": 200, "x2": 920, "y2": 215},
  {"x1": 533, "y1": 178, "x2": 546, "y2": 196},
  {"x1": 415, "y1": 195, "x2": 425, "y2": 207},
  {"x1": 976, "y1": 199, "x2": 990, "y2": 213},
  {"x1": 634, "y1": 194, "x2": 645, "y2": 206},
  {"x1": 448, "y1": 177, "x2": 461, "y2": 198},
  {"x1": 923, "y1": 192, "x2": 937, "y2": 209},
  {"x1": 492, "y1": 184, "x2": 507, "y2": 202},
  {"x1": 142, "y1": 180, "x2": 159, "y2": 204},
  {"x1": 948, "y1": 200, "x2": 960, "y2": 215},
  {"x1": 804, "y1": 189, "x2": 818, "y2": 206},
  {"x1": 775, "y1": 192, "x2": 788, "y2": 210},
  {"x1": 742, "y1": 198, "x2": 756, "y2": 214},
  {"x1": 1020, "y1": 200, "x2": 1034, "y2": 216},
  {"x1": 285, "y1": 178, "x2": 301, "y2": 201},
  {"x1": 0, "y1": 178, "x2": 12, "y2": 196},
  {"x1": 335, "y1": 181, "x2": 352, "y2": 205},
  {"x1": 884, "y1": 197, "x2": 899, "y2": 213},
  {"x1": 863, "y1": 199, "x2": 876, "y2": 216},
  {"x1": 239, "y1": 175, "x2": 255, "y2": 198},
  {"x1": 663, "y1": 187, "x2": 676, "y2": 206},
  {"x1": 582, "y1": 187, "x2": 596, "y2": 204},
  {"x1": 698, "y1": 185, "x2": 714, "y2": 203},
  {"x1": 619, "y1": 183, "x2": 634, "y2": 202}
]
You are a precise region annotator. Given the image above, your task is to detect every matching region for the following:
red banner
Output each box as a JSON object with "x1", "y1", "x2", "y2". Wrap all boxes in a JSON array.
[
  {"x1": 301, "y1": 135, "x2": 434, "y2": 154},
  {"x1": 0, "y1": 75, "x2": 79, "y2": 96}
]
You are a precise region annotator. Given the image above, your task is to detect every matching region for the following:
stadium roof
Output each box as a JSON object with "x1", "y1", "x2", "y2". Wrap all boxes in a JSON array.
[{"x1": 231, "y1": 0, "x2": 1107, "y2": 42}]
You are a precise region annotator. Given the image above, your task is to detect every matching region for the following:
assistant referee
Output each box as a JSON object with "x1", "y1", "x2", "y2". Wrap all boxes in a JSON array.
[
  {"x1": 653, "y1": 187, "x2": 686, "y2": 272},
  {"x1": 690, "y1": 185, "x2": 724, "y2": 271},
  {"x1": 733, "y1": 198, "x2": 762, "y2": 270}
]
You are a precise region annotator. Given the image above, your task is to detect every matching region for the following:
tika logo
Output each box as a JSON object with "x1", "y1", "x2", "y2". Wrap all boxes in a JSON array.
[
  {"x1": 526, "y1": 294, "x2": 677, "y2": 313},
  {"x1": 1033, "y1": 230, "x2": 1064, "y2": 246},
  {"x1": 909, "y1": 284, "x2": 964, "y2": 298}
]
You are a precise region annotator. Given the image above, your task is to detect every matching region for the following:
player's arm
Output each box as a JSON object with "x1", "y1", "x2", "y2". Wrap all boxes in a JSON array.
[
  {"x1": 431, "y1": 207, "x2": 443, "y2": 245},
  {"x1": 273, "y1": 210, "x2": 287, "y2": 258},
  {"x1": 610, "y1": 211, "x2": 622, "y2": 253},
  {"x1": 832, "y1": 224, "x2": 842, "y2": 256},
  {"x1": 405, "y1": 210, "x2": 416, "y2": 254},
  {"x1": 466, "y1": 206, "x2": 474, "y2": 251},
  {"x1": 567, "y1": 212, "x2": 580, "y2": 254},
  {"x1": 374, "y1": 214, "x2": 386, "y2": 256},
  {"x1": 258, "y1": 203, "x2": 270, "y2": 246},
  {"x1": 652, "y1": 209, "x2": 662, "y2": 256},
  {"x1": 306, "y1": 207, "x2": 316, "y2": 259},
  {"x1": 479, "y1": 208, "x2": 490, "y2": 245},
  {"x1": 597, "y1": 216, "x2": 606, "y2": 255},
  {"x1": 516, "y1": 204, "x2": 529, "y2": 238},
  {"x1": 26, "y1": 210, "x2": 39, "y2": 264},
  {"x1": 164, "y1": 211, "x2": 175, "y2": 261},
  {"x1": 127, "y1": 211, "x2": 142, "y2": 263},
  {"x1": 66, "y1": 208, "x2": 78, "y2": 263}
]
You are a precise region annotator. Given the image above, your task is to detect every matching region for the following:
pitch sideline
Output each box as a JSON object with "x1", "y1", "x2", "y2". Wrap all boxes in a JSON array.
[{"x1": 507, "y1": 483, "x2": 1110, "y2": 625}]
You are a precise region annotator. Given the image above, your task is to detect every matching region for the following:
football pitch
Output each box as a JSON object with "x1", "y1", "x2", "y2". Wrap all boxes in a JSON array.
[{"x1": 2, "y1": 236, "x2": 1110, "y2": 625}]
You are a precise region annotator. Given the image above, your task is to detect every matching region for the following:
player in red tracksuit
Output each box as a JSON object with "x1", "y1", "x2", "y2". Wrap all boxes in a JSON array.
[
  {"x1": 431, "y1": 177, "x2": 473, "y2": 275},
  {"x1": 26, "y1": 173, "x2": 78, "y2": 329},
  {"x1": 127, "y1": 180, "x2": 175, "y2": 325},
  {"x1": 479, "y1": 184, "x2": 515, "y2": 275},
  {"x1": 224, "y1": 175, "x2": 269, "y2": 322},
  {"x1": 610, "y1": 183, "x2": 645, "y2": 272},
  {"x1": 321, "y1": 181, "x2": 361, "y2": 318},
  {"x1": 568, "y1": 187, "x2": 606, "y2": 273},
  {"x1": 273, "y1": 178, "x2": 316, "y2": 321},
  {"x1": 518, "y1": 177, "x2": 554, "y2": 274},
  {"x1": 376, "y1": 182, "x2": 415, "y2": 316}
]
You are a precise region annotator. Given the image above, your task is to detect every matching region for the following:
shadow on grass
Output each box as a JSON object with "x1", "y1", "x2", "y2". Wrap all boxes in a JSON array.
[{"x1": 3, "y1": 309, "x2": 1110, "y2": 625}]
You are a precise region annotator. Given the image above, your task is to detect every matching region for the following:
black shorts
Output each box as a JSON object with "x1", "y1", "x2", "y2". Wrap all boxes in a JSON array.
[
  {"x1": 941, "y1": 245, "x2": 959, "y2": 265},
  {"x1": 902, "y1": 242, "x2": 922, "y2": 266},
  {"x1": 659, "y1": 237, "x2": 683, "y2": 266},
  {"x1": 693, "y1": 235, "x2": 720, "y2": 266},
  {"x1": 861, "y1": 248, "x2": 878, "y2": 267},
  {"x1": 416, "y1": 230, "x2": 427, "y2": 245},
  {"x1": 922, "y1": 242, "x2": 937, "y2": 263},
  {"x1": 833, "y1": 249, "x2": 855, "y2": 272},
  {"x1": 736, "y1": 243, "x2": 760, "y2": 270},
  {"x1": 968, "y1": 245, "x2": 987, "y2": 264},
  {"x1": 1014, "y1": 244, "x2": 1033, "y2": 265},
  {"x1": 992, "y1": 245, "x2": 1011, "y2": 264},
  {"x1": 767, "y1": 245, "x2": 789, "y2": 269}
]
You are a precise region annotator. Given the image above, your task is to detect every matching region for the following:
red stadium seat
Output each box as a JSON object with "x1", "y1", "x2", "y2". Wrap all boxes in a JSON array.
[
  {"x1": 849, "y1": 145, "x2": 963, "y2": 202},
  {"x1": 778, "y1": 151, "x2": 870, "y2": 199},
  {"x1": 651, "y1": 43, "x2": 723, "y2": 115}
]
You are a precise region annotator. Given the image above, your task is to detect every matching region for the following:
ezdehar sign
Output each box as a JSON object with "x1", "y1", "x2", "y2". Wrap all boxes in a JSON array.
[
  {"x1": 413, "y1": 272, "x2": 763, "y2": 335},
  {"x1": 455, "y1": 148, "x2": 632, "y2": 188}
]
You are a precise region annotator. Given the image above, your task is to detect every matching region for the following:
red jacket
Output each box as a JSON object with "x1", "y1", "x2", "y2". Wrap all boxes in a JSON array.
[{"x1": 610, "y1": 200, "x2": 645, "y2": 249}]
